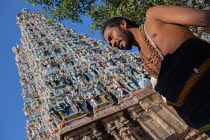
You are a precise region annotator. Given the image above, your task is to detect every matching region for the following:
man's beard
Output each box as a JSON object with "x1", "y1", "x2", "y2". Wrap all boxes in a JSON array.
[{"x1": 119, "y1": 29, "x2": 134, "y2": 50}]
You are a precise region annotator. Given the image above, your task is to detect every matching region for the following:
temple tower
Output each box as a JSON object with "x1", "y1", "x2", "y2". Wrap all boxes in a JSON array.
[{"x1": 13, "y1": 9, "x2": 152, "y2": 140}]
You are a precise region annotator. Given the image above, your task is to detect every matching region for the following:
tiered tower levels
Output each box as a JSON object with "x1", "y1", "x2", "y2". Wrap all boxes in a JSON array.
[{"x1": 13, "y1": 9, "x2": 152, "y2": 140}]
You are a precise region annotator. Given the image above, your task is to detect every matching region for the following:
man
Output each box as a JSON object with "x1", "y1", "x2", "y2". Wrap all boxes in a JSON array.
[{"x1": 102, "y1": 5, "x2": 210, "y2": 135}]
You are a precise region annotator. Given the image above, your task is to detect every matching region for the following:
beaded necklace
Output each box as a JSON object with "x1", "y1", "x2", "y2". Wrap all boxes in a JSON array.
[{"x1": 139, "y1": 24, "x2": 163, "y2": 78}]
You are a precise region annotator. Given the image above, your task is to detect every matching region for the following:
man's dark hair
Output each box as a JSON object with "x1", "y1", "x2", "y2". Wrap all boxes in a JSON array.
[{"x1": 101, "y1": 17, "x2": 139, "y2": 36}]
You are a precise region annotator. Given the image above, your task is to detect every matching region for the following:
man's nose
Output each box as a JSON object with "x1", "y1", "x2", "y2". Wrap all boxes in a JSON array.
[{"x1": 109, "y1": 40, "x2": 116, "y2": 47}]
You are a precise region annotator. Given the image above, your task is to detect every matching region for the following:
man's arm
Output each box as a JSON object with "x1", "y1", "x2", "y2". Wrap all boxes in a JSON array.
[{"x1": 146, "y1": 5, "x2": 210, "y2": 27}]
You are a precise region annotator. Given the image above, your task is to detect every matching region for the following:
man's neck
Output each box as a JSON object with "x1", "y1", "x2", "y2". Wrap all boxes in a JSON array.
[{"x1": 129, "y1": 26, "x2": 143, "y2": 49}]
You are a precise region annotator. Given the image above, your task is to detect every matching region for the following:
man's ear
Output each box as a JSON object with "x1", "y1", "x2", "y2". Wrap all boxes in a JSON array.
[{"x1": 120, "y1": 20, "x2": 127, "y2": 29}]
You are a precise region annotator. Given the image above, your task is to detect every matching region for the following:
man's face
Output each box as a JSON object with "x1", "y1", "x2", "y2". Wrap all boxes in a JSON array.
[{"x1": 103, "y1": 26, "x2": 134, "y2": 50}]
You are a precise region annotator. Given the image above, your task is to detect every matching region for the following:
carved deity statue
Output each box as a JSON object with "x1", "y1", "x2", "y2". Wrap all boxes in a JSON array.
[
  {"x1": 115, "y1": 118, "x2": 136, "y2": 140},
  {"x1": 92, "y1": 128, "x2": 102, "y2": 140},
  {"x1": 54, "y1": 103, "x2": 65, "y2": 119},
  {"x1": 107, "y1": 123, "x2": 121, "y2": 140},
  {"x1": 139, "y1": 101, "x2": 152, "y2": 113},
  {"x1": 82, "y1": 136, "x2": 91, "y2": 140}
]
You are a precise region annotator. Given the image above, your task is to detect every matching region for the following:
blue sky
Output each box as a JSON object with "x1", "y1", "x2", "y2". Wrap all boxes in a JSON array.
[
  {"x1": 0, "y1": 1, "x2": 138, "y2": 140},
  {"x1": 0, "y1": 1, "x2": 102, "y2": 140}
]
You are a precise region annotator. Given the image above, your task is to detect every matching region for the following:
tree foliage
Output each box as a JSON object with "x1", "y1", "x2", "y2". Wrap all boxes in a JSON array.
[
  {"x1": 26, "y1": 0, "x2": 210, "y2": 33},
  {"x1": 27, "y1": 0, "x2": 97, "y2": 23}
]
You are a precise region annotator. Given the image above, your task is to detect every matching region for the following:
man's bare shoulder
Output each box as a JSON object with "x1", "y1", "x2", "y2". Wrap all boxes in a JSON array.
[{"x1": 145, "y1": 5, "x2": 210, "y2": 27}]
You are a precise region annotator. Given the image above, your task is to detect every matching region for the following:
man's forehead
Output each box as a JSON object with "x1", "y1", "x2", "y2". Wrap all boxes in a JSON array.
[
  {"x1": 104, "y1": 26, "x2": 112, "y2": 34},
  {"x1": 103, "y1": 26, "x2": 112, "y2": 41},
  {"x1": 103, "y1": 26, "x2": 118, "y2": 40}
]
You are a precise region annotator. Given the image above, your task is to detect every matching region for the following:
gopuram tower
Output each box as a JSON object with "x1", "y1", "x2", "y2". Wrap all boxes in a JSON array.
[{"x1": 13, "y1": 9, "x2": 210, "y2": 140}]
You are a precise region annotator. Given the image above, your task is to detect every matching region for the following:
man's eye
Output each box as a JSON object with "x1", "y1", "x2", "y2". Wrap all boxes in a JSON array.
[{"x1": 109, "y1": 34, "x2": 113, "y2": 41}]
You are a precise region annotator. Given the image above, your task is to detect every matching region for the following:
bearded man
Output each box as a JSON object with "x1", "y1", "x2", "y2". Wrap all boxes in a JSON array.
[{"x1": 102, "y1": 5, "x2": 210, "y2": 135}]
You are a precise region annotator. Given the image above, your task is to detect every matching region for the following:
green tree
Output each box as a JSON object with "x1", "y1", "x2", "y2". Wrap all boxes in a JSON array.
[
  {"x1": 26, "y1": 0, "x2": 210, "y2": 33},
  {"x1": 27, "y1": 0, "x2": 97, "y2": 23}
]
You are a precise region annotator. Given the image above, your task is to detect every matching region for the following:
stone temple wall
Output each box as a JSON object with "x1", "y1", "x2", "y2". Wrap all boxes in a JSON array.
[{"x1": 59, "y1": 90, "x2": 210, "y2": 140}]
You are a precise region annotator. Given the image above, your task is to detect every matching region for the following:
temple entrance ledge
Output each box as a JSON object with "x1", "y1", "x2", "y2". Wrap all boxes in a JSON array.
[
  {"x1": 113, "y1": 106, "x2": 123, "y2": 112},
  {"x1": 93, "y1": 102, "x2": 113, "y2": 113},
  {"x1": 118, "y1": 87, "x2": 153, "y2": 104},
  {"x1": 132, "y1": 88, "x2": 157, "y2": 103},
  {"x1": 59, "y1": 118, "x2": 95, "y2": 135},
  {"x1": 59, "y1": 112, "x2": 87, "y2": 129},
  {"x1": 120, "y1": 99, "x2": 136, "y2": 108}
]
